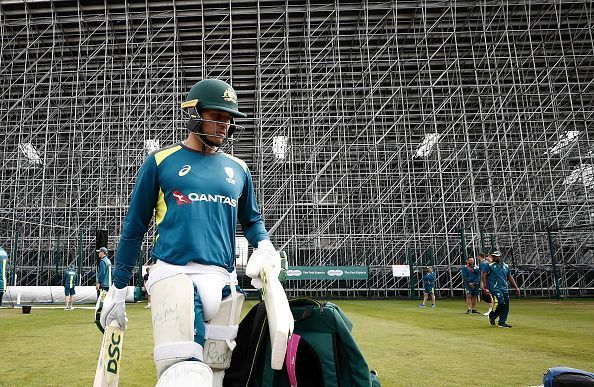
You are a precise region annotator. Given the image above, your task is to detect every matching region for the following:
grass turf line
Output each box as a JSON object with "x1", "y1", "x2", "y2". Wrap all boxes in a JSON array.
[{"x1": 0, "y1": 299, "x2": 592, "y2": 386}]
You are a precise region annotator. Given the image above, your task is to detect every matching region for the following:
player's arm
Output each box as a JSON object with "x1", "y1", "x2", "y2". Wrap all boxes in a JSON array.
[
  {"x1": 481, "y1": 271, "x2": 489, "y2": 292},
  {"x1": 97, "y1": 261, "x2": 105, "y2": 288},
  {"x1": 238, "y1": 168, "x2": 285, "y2": 288},
  {"x1": 461, "y1": 267, "x2": 468, "y2": 285},
  {"x1": 99, "y1": 155, "x2": 159, "y2": 332},
  {"x1": 113, "y1": 154, "x2": 159, "y2": 289},
  {"x1": 508, "y1": 273, "x2": 520, "y2": 294},
  {"x1": 237, "y1": 168, "x2": 269, "y2": 247}
]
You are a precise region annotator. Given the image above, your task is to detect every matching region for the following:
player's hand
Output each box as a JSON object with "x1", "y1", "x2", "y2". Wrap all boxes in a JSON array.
[
  {"x1": 246, "y1": 240, "x2": 280, "y2": 289},
  {"x1": 515, "y1": 287, "x2": 520, "y2": 296},
  {"x1": 470, "y1": 283, "x2": 475, "y2": 288},
  {"x1": 100, "y1": 286, "x2": 128, "y2": 332}
]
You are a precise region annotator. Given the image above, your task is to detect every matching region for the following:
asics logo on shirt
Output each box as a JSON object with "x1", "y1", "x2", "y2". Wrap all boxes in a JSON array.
[
  {"x1": 225, "y1": 167, "x2": 236, "y2": 184},
  {"x1": 172, "y1": 189, "x2": 237, "y2": 207},
  {"x1": 179, "y1": 165, "x2": 192, "y2": 176}
]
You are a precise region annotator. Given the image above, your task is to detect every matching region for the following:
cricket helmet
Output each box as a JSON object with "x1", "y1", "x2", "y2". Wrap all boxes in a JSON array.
[{"x1": 181, "y1": 79, "x2": 246, "y2": 118}]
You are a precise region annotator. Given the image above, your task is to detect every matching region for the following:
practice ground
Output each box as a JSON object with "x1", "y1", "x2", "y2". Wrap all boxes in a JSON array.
[{"x1": 0, "y1": 298, "x2": 592, "y2": 386}]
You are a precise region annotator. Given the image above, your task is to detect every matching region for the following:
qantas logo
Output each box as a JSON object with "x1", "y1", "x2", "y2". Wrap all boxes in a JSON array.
[
  {"x1": 172, "y1": 190, "x2": 191, "y2": 205},
  {"x1": 179, "y1": 165, "x2": 191, "y2": 176},
  {"x1": 172, "y1": 190, "x2": 237, "y2": 207}
]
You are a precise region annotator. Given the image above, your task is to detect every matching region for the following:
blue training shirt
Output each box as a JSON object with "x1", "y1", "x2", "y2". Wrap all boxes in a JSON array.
[
  {"x1": 0, "y1": 247, "x2": 8, "y2": 292},
  {"x1": 461, "y1": 265, "x2": 480, "y2": 286},
  {"x1": 63, "y1": 269, "x2": 77, "y2": 289},
  {"x1": 423, "y1": 272, "x2": 436, "y2": 288},
  {"x1": 113, "y1": 143, "x2": 269, "y2": 288},
  {"x1": 97, "y1": 256, "x2": 112, "y2": 289},
  {"x1": 479, "y1": 260, "x2": 490, "y2": 273},
  {"x1": 484, "y1": 262, "x2": 510, "y2": 292}
]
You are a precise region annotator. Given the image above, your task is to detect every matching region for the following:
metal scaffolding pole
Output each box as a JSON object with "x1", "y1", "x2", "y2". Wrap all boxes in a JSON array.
[{"x1": 0, "y1": 1, "x2": 592, "y2": 297}]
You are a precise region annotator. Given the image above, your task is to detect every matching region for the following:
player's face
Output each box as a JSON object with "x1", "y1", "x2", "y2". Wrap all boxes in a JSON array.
[
  {"x1": 468, "y1": 258, "x2": 475, "y2": 265},
  {"x1": 201, "y1": 109, "x2": 232, "y2": 145}
]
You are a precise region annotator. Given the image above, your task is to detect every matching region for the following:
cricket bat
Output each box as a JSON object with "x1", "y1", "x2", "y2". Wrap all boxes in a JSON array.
[
  {"x1": 93, "y1": 321, "x2": 124, "y2": 387},
  {"x1": 261, "y1": 263, "x2": 294, "y2": 370}
]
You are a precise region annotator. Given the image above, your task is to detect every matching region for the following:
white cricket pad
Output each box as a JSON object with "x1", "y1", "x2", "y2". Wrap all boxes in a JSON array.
[
  {"x1": 203, "y1": 290, "x2": 244, "y2": 369},
  {"x1": 262, "y1": 264, "x2": 294, "y2": 370},
  {"x1": 150, "y1": 273, "x2": 202, "y2": 378},
  {"x1": 156, "y1": 361, "x2": 213, "y2": 387}
]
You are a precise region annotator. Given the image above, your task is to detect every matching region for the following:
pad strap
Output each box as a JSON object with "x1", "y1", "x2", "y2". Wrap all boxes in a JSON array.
[
  {"x1": 286, "y1": 334, "x2": 301, "y2": 387},
  {"x1": 204, "y1": 324, "x2": 238, "y2": 341},
  {"x1": 154, "y1": 342, "x2": 204, "y2": 363}
]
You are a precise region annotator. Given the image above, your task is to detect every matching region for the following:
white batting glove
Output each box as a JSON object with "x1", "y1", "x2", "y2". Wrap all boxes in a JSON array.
[
  {"x1": 246, "y1": 240, "x2": 281, "y2": 289},
  {"x1": 100, "y1": 286, "x2": 128, "y2": 331}
]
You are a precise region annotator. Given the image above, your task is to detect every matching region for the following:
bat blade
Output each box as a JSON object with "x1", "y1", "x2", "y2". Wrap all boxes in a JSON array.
[{"x1": 93, "y1": 321, "x2": 124, "y2": 387}]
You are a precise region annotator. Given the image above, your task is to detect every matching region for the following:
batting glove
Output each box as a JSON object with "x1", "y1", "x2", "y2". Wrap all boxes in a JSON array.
[
  {"x1": 100, "y1": 286, "x2": 128, "y2": 331},
  {"x1": 246, "y1": 239, "x2": 281, "y2": 289}
]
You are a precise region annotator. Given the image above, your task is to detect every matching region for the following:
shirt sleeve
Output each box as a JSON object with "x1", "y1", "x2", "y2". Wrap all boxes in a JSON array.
[
  {"x1": 97, "y1": 261, "x2": 105, "y2": 284},
  {"x1": 237, "y1": 168, "x2": 269, "y2": 247},
  {"x1": 461, "y1": 267, "x2": 468, "y2": 284},
  {"x1": 113, "y1": 155, "x2": 159, "y2": 289}
]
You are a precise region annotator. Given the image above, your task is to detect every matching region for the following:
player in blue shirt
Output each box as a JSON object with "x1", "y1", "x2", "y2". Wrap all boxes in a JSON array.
[
  {"x1": 478, "y1": 253, "x2": 494, "y2": 315},
  {"x1": 419, "y1": 266, "x2": 436, "y2": 308},
  {"x1": 98, "y1": 79, "x2": 282, "y2": 385},
  {"x1": 0, "y1": 246, "x2": 8, "y2": 307},
  {"x1": 94, "y1": 247, "x2": 113, "y2": 328},
  {"x1": 480, "y1": 251, "x2": 520, "y2": 328},
  {"x1": 461, "y1": 257, "x2": 481, "y2": 314},
  {"x1": 96, "y1": 247, "x2": 112, "y2": 292},
  {"x1": 63, "y1": 264, "x2": 77, "y2": 310}
]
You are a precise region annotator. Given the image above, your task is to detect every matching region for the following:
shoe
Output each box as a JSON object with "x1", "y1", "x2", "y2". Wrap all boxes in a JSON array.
[
  {"x1": 498, "y1": 323, "x2": 512, "y2": 328},
  {"x1": 70, "y1": 306, "x2": 75, "y2": 310},
  {"x1": 145, "y1": 304, "x2": 151, "y2": 309},
  {"x1": 489, "y1": 315, "x2": 496, "y2": 326},
  {"x1": 64, "y1": 307, "x2": 69, "y2": 310},
  {"x1": 431, "y1": 304, "x2": 436, "y2": 308},
  {"x1": 471, "y1": 310, "x2": 481, "y2": 314},
  {"x1": 419, "y1": 304, "x2": 426, "y2": 308},
  {"x1": 466, "y1": 310, "x2": 471, "y2": 314},
  {"x1": 483, "y1": 310, "x2": 491, "y2": 316}
]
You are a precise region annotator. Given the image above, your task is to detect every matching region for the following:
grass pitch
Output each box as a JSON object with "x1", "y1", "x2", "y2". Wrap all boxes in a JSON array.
[{"x1": 0, "y1": 298, "x2": 592, "y2": 386}]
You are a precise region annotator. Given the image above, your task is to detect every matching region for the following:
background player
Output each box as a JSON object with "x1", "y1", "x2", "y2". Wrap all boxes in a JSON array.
[
  {"x1": 419, "y1": 266, "x2": 436, "y2": 308},
  {"x1": 481, "y1": 251, "x2": 520, "y2": 328},
  {"x1": 63, "y1": 264, "x2": 77, "y2": 310},
  {"x1": 461, "y1": 257, "x2": 481, "y2": 314}
]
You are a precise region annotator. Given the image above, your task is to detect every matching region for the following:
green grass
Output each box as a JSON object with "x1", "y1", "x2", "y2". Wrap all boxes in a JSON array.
[{"x1": 0, "y1": 299, "x2": 593, "y2": 386}]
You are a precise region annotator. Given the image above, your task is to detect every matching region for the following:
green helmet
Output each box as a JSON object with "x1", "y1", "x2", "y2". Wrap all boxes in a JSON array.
[{"x1": 181, "y1": 79, "x2": 247, "y2": 118}]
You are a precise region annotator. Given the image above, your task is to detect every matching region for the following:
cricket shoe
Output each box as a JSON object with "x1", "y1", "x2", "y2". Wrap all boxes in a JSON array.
[
  {"x1": 498, "y1": 323, "x2": 512, "y2": 328},
  {"x1": 418, "y1": 304, "x2": 426, "y2": 308}
]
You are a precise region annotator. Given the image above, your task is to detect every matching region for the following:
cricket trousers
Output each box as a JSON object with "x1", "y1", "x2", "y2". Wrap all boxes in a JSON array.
[{"x1": 489, "y1": 290, "x2": 510, "y2": 325}]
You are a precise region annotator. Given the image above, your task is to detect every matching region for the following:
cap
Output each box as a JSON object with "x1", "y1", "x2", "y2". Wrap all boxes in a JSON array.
[
  {"x1": 492, "y1": 250, "x2": 502, "y2": 257},
  {"x1": 96, "y1": 247, "x2": 108, "y2": 254}
]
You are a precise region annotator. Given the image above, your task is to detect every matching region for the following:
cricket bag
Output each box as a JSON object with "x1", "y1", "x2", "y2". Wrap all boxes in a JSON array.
[
  {"x1": 224, "y1": 298, "x2": 381, "y2": 387},
  {"x1": 543, "y1": 367, "x2": 594, "y2": 387}
]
